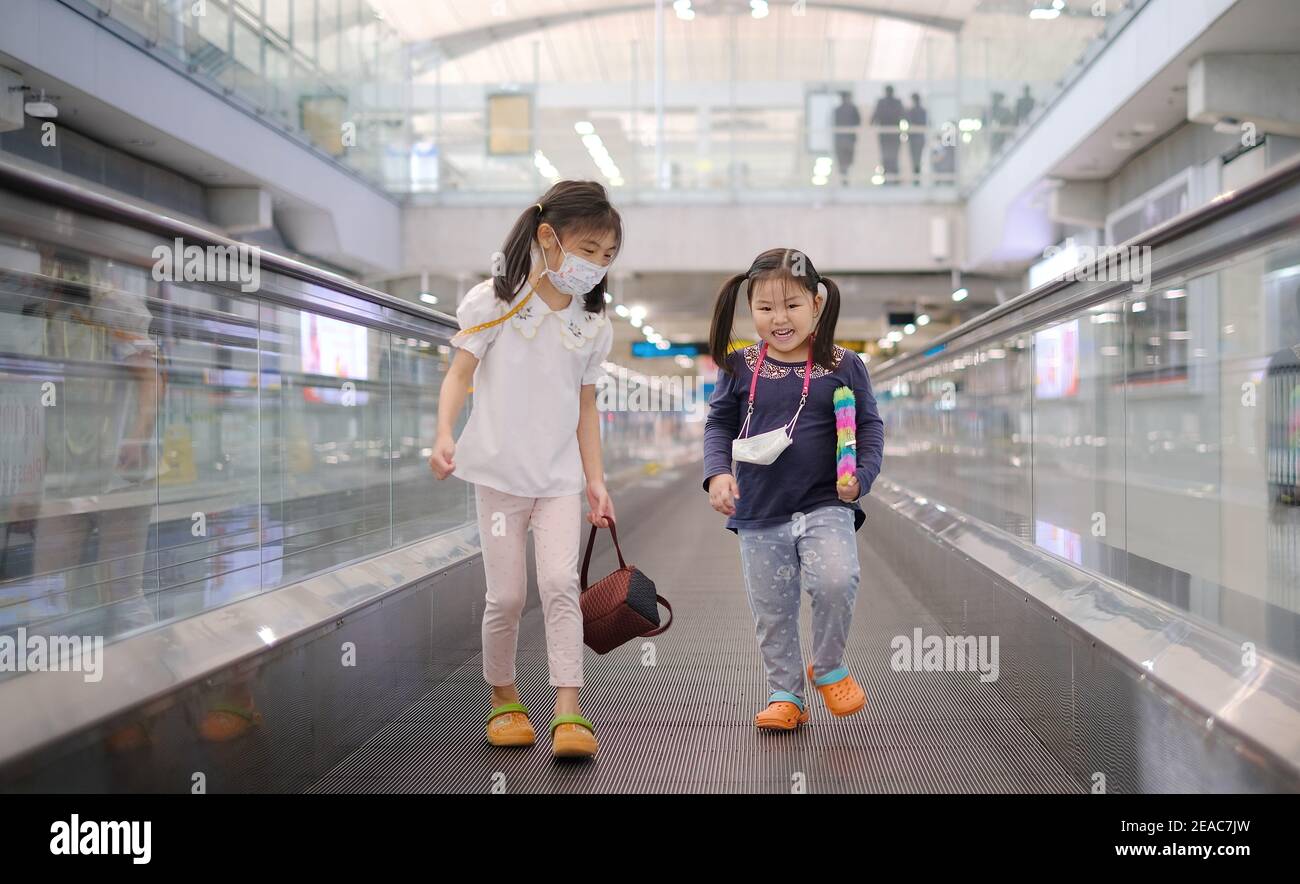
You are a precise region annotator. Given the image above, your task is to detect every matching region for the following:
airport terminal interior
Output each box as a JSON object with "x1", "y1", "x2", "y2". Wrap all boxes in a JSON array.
[{"x1": 0, "y1": 0, "x2": 1298, "y2": 794}]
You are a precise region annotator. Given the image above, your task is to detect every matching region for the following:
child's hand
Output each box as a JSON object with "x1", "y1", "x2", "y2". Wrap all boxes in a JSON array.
[
  {"x1": 586, "y1": 482, "x2": 615, "y2": 527},
  {"x1": 708, "y1": 474, "x2": 740, "y2": 516},
  {"x1": 837, "y1": 475, "x2": 861, "y2": 502},
  {"x1": 428, "y1": 436, "x2": 456, "y2": 480}
]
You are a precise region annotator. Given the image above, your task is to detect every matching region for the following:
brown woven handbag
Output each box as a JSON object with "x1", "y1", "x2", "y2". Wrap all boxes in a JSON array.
[{"x1": 579, "y1": 518, "x2": 672, "y2": 654}]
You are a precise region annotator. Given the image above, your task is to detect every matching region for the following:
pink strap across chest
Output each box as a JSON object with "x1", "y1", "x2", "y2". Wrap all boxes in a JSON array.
[{"x1": 747, "y1": 338, "x2": 814, "y2": 406}]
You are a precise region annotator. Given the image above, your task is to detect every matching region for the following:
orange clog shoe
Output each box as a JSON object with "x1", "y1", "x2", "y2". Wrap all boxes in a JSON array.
[
  {"x1": 755, "y1": 700, "x2": 810, "y2": 730},
  {"x1": 808, "y1": 664, "x2": 866, "y2": 716}
]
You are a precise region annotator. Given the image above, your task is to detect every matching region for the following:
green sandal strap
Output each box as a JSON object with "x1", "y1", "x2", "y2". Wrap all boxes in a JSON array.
[
  {"x1": 549, "y1": 714, "x2": 594, "y2": 736},
  {"x1": 209, "y1": 703, "x2": 258, "y2": 722},
  {"x1": 487, "y1": 702, "x2": 528, "y2": 724}
]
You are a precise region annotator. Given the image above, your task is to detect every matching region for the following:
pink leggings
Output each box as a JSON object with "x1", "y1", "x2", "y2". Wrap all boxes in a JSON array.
[{"x1": 474, "y1": 484, "x2": 584, "y2": 688}]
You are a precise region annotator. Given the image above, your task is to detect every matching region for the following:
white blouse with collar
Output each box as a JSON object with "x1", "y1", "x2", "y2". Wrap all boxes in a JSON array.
[{"x1": 449, "y1": 278, "x2": 613, "y2": 498}]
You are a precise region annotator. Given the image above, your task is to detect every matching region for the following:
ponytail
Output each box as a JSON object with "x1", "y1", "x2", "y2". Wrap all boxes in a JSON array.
[{"x1": 495, "y1": 203, "x2": 543, "y2": 304}]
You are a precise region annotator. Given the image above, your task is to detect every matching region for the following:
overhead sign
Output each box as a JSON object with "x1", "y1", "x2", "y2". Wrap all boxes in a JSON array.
[{"x1": 632, "y1": 341, "x2": 703, "y2": 358}]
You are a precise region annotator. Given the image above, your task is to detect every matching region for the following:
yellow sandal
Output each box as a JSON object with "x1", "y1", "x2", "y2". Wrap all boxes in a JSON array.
[
  {"x1": 550, "y1": 714, "x2": 597, "y2": 759},
  {"x1": 487, "y1": 703, "x2": 536, "y2": 747},
  {"x1": 198, "y1": 703, "x2": 263, "y2": 743}
]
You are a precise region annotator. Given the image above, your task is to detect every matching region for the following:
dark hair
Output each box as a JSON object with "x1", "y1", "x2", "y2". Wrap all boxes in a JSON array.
[
  {"x1": 495, "y1": 180, "x2": 622, "y2": 314},
  {"x1": 708, "y1": 247, "x2": 841, "y2": 375}
]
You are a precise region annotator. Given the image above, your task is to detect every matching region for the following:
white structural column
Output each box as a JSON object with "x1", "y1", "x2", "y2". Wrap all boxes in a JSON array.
[{"x1": 654, "y1": 0, "x2": 667, "y2": 190}]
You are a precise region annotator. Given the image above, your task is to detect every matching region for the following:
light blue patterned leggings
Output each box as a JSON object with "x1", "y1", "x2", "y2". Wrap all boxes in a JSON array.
[{"x1": 737, "y1": 505, "x2": 861, "y2": 711}]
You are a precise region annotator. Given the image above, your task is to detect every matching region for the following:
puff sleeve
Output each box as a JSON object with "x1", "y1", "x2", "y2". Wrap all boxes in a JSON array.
[
  {"x1": 580, "y1": 314, "x2": 614, "y2": 386},
  {"x1": 449, "y1": 280, "x2": 506, "y2": 360}
]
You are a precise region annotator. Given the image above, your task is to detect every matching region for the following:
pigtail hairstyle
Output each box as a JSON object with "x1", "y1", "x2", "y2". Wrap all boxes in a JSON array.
[
  {"x1": 708, "y1": 272, "x2": 749, "y2": 373},
  {"x1": 494, "y1": 179, "x2": 622, "y2": 315},
  {"x1": 708, "y1": 247, "x2": 840, "y2": 374},
  {"x1": 811, "y1": 274, "x2": 841, "y2": 368}
]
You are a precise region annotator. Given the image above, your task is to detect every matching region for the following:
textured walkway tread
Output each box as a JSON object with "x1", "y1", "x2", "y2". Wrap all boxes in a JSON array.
[{"x1": 310, "y1": 470, "x2": 1082, "y2": 794}]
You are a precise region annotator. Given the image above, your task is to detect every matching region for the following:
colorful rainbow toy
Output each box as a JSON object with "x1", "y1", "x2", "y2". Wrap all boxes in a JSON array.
[{"x1": 833, "y1": 385, "x2": 856, "y2": 486}]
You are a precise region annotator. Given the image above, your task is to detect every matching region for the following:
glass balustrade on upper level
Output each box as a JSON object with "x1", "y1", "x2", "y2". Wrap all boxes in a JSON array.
[{"x1": 72, "y1": 0, "x2": 1143, "y2": 197}]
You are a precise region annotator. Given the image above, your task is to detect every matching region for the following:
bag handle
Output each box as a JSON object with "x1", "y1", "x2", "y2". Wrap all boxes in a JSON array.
[
  {"x1": 642, "y1": 596, "x2": 673, "y2": 636},
  {"x1": 453, "y1": 284, "x2": 536, "y2": 338},
  {"x1": 580, "y1": 517, "x2": 627, "y2": 590},
  {"x1": 579, "y1": 519, "x2": 674, "y2": 637}
]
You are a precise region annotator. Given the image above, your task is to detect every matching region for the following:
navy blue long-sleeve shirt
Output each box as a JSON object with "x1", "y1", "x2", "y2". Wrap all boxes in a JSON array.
[{"x1": 703, "y1": 343, "x2": 885, "y2": 534}]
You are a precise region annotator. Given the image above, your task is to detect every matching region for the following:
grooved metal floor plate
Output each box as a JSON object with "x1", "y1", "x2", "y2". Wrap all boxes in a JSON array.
[{"x1": 310, "y1": 473, "x2": 1083, "y2": 794}]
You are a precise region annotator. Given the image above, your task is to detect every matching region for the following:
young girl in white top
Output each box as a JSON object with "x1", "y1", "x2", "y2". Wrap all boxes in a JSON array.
[{"x1": 429, "y1": 181, "x2": 619, "y2": 759}]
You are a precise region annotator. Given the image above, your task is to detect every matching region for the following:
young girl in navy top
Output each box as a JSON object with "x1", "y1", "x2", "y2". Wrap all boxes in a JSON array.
[{"x1": 703, "y1": 248, "x2": 885, "y2": 730}]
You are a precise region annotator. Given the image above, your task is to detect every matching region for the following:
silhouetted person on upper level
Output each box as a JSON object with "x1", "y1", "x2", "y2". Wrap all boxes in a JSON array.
[
  {"x1": 906, "y1": 93, "x2": 928, "y2": 186},
  {"x1": 1015, "y1": 86, "x2": 1036, "y2": 127},
  {"x1": 871, "y1": 85, "x2": 905, "y2": 184},
  {"x1": 833, "y1": 92, "x2": 861, "y2": 186}
]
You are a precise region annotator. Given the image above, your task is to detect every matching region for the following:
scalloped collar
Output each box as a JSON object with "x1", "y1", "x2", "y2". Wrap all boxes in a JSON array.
[
  {"x1": 509, "y1": 284, "x2": 606, "y2": 350},
  {"x1": 742, "y1": 343, "x2": 847, "y2": 378}
]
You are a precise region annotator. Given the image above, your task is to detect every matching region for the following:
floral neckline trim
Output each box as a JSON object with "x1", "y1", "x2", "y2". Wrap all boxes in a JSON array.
[
  {"x1": 742, "y1": 343, "x2": 845, "y2": 379},
  {"x1": 509, "y1": 288, "x2": 606, "y2": 350}
]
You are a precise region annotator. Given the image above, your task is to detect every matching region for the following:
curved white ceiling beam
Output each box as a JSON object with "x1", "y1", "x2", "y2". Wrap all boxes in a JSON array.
[{"x1": 405, "y1": 2, "x2": 964, "y2": 74}]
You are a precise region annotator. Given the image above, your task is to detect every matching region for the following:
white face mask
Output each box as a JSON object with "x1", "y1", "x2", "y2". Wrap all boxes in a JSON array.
[
  {"x1": 732, "y1": 422, "x2": 795, "y2": 466},
  {"x1": 730, "y1": 340, "x2": 812, "y2": 469},
  {"x1": 542, "y1": 239, "x2": 610, "y2": 296}
]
